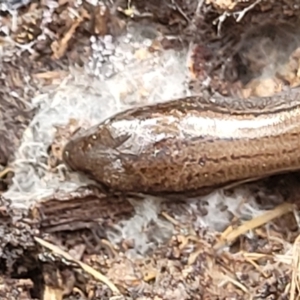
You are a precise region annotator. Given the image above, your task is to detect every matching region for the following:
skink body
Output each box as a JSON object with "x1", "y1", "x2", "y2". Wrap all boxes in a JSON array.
[{"x1": 63, "y1": 88, "x2": 300, "y2": 197}]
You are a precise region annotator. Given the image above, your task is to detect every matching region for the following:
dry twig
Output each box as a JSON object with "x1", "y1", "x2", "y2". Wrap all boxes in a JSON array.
[
  {"x1": 34, "y1": 237, "x2": 121, "y2": 295},
  {"x1": 290, "y1": 234, "x2": 300, "y2": 300},
  {"x1": 214, "y1": 203, "x2": 295, "y2": 250}
]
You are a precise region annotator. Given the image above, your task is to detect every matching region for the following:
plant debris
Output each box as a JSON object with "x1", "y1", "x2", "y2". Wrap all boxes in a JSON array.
[{"x1": 2, "y1": 0, "x2": 300, "y2": 299}]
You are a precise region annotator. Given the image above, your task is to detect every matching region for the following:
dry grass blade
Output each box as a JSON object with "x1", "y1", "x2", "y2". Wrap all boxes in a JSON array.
[
  {"x1": 43, "y1": 285, "x2": 63, "y2": 300},
  {"x1": 244, "y1": 256, "x2": 268, "y2": 278},
  {"x1": 34, "y1": 237, "x2": 121, "y2": 295},
  {"x1": 0, "y1": 167, "x2": 13, "y2": 178},
  {"x1": 214, "y1": 203, "x2": 295, "y2": 250},
  {"x1": 290, "y1": 234, "x2": 300, "y2": 300},
  {"x1": 241, "y1": 252, "x2": 271, "y2": 261},
  {"x1": 219, "y1": 275, "x2": 249, "y2": 294},
  {"x1": 33, "y1": 71, "x2": 68, "y2": 80},
  {"x1": 161, "y1": 211, "x2": 181, "y2": 226}
]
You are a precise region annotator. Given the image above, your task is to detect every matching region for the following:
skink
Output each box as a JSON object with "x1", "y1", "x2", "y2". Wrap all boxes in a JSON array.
[{"x1": 63, "y1": 88, "x2": 300, "y2": 197}]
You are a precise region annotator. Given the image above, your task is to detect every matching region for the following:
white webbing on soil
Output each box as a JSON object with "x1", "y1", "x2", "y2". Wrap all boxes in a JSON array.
[{"x1": 3, "y1": 21, "x2": 274, "y2": 255}]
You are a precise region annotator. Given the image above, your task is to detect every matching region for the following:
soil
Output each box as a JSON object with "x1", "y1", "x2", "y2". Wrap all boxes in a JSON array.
[{"x1": 1, "y1": 0, "x2": 300, "y2": 299}]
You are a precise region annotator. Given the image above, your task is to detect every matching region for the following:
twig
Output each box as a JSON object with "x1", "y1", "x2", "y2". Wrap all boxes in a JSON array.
[
  {"x1": 161, "y1": 211, "x2": 180, "y2": 226},
  {"x1": 214, "y1": 203, "x2": 295, "y2": 250},
  {"x1": 290, "y1": 234, "x2": 300, "y2": 300},
  {"x1": 213, "y1": 0, "x2": 262, "y2": 35},
  {"x1": 196, "y1": 0, "x2": 205, "y2": 14},
  {"x1": 171, "y1": 0, "x2": 190, "y2": 22},
  {"x1": 234, "y1": 0, "x2": 262, "y2": 22},
  {"x1": 219, "y1": 275, "x2": 249, "y2": 293},
  {"x1": 34, "y1": 237, "x2": 121, "y2": 295},
  {"x1": 0, "y1": 167, "x2": 13, "y2": 178}
]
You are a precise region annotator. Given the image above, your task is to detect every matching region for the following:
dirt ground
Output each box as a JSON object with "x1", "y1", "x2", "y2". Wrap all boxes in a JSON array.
[{"x1": 2, "y1": 0, "x2": 300, "y2": 299}]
